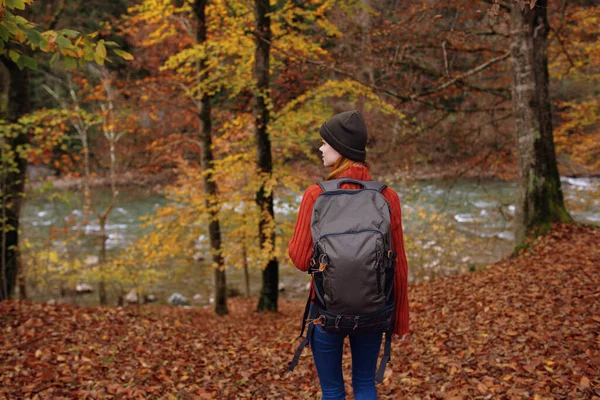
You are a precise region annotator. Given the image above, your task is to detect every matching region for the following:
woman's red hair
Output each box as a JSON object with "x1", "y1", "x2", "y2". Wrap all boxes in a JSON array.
[{"x1": 327, "y1": 156, "x2": 369, "y2": 180}]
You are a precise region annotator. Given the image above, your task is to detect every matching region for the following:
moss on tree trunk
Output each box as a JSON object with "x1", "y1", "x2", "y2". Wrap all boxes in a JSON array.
[{"x1": 509, "y1": 0, "x2": 572, "y2": 247}]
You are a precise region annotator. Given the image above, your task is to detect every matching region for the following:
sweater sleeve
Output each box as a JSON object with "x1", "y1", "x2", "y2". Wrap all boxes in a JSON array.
[
  {"x1": 288, "y1": 185, "x2": 320, "y2": 272},
  {"x1": 383, "y1": 187, "x2": 410, "y2": 336}
]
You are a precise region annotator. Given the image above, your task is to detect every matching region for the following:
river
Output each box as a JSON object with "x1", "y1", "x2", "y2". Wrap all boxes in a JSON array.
[{"x1": 20, "y1": 177, "x2": 599, "y2": 305}]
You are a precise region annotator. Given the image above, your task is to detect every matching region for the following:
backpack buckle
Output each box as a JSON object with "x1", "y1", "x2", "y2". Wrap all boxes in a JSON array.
[
  {"x1": 334, "y1": 315, "x2": 341, "y2": 329},
  {"x1": 387, "y1": 250, "x2": 397, "y2": 261},
  {"x1": 318, "y1": 254, "x2": 329, "y2": 272}
]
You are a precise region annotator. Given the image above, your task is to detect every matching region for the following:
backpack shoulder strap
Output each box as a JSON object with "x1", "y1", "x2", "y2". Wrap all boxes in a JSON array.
[{"x1": 317, "y1": 178, "x2": 387, "y2": 193}]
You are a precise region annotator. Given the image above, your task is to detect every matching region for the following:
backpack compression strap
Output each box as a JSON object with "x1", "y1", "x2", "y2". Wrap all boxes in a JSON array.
[
  {"x1": 288, "y1": 286, "x2": 314, "y2": 372},
  {"x1": 317, "y1": 178, "x2": 387, "y2": 193},
  {"x1": 288, "y1": 323, "x2": 314, "y2": 372},
  {"x1": 375, "y1": 330, "x2": 393, "y2": 384}
]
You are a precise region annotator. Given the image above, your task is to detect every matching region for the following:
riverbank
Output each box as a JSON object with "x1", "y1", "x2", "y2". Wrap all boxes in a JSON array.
[
  {"x1": 25, "y1": 169, "x2": 174, "y2": 193},
  {"x1": 1, "y1": 223, "x2": 598, "y2": 398},
  {"x1": 23, "y1": 165, "x2": 514, "y2": 193}
]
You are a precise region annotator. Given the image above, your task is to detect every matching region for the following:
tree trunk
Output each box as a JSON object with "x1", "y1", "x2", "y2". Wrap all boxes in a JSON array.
[
  {"x1": 509, "y1": 0, "x2": 571, "y2": 245},
  {"x1": 193, "y1": 0, "x2": 228, "y2": 316},
  {"x1": 98, "y1": 215, "x2": 108, "y2": 305},
  {"x1": 254, "y1": 0, "x2": 279, "y2": 312},
  {"x1": 242, "y1": 243, "x2": 250, "y2": 297},
  {"x1": 0, "y1": 56, "x2": 30, "y2": 301},
  {"x1": 18, "y1": 262, "x2": 27, "y2": 300}
]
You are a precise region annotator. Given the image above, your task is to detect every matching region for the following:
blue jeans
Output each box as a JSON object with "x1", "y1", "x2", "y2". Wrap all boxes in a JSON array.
[{"x1": 311, "y1": 324, "x2": 382, "y2": 400}]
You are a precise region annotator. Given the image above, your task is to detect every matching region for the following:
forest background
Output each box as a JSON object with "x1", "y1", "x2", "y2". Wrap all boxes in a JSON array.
[
  {"x1": 1, "y1": 0, "x2": 599, "y2": 313},
  {"x1": 1, "y1": 0, "x2": 600, "y2": 398}
]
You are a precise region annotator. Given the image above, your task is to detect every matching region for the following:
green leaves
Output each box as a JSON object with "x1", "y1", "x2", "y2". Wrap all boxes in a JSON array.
[
  {"x1": 113, "y1": 49, "x2": 134, "y2": 61},
  {"x1": 62, "y1": 56, "x2": 77, "y2": 70},
  {"x1": 94, "y1": 39, "x2": 107, "y2": 65},
  {"x1": 6, "y1": 49, "x2": 35, "y2": 71},
  {"x1": 24, "y1": 27, "x2": 44, "y2": 47},
  {"x1": 96, "y1": 40, "x2": 107, "y2": 58},
  {"x1": 5, "y1": 0, "x2": 26, "y2": 10},
  {"x1": 1, "y1": 1, "x2": 132, "y2": 70},
  {"x1": 56, "y1": 35, "x2": 72, "y2": 51},
  {"x1": 8, "y1": 49, "x2": 19, "y2": 63},
  {"x1": 60, "y1": 29, "x2": 80, "y2": 38},
  {"x1": 20, "y1": 55, "x2": 37, "y2": 69},
  {"x1": 0, "y1": 26, "x2": 10, "y2": 42},
  {"x1": 49, "y1": 52, "x2": 60, "y2": 68},
  {"x1": 6, "y1": 46, "x2": 36, "y2": 70}
]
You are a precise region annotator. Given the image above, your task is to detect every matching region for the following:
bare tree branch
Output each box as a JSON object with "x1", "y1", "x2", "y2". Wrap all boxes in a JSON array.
[
  {"x1": 550, "y1": 27, "x2": 576, "y2": 74},
  {"x1": 415, "y1": 51, "x2": 510, "y2": 98},
  {"x1": 441, "y1": 8, "x2": 460, "y2": 78},
  {"x1": 481, "y1": 0, "x2": 511, "y2": 13},
  {"x1": 261, "y1": 34, "x2": 510, "y2": 106},
  {"x1": 47, "y1": 0, "x2": 66, "y2": 30}
]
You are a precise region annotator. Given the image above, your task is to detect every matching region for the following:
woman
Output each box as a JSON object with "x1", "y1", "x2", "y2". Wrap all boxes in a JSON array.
[{"x1": 288, "y1": 110, "x2": 409, "y2": 400}]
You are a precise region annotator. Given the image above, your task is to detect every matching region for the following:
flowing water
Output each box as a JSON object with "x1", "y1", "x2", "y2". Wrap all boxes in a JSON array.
[{"x1": 20, "y1": 177, "x2": 599, "y2": 305}]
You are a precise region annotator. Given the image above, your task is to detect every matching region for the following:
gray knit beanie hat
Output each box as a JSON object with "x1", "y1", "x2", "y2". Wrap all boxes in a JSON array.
[{"x1": 319, "y1": 110, "x2": 368, "y2": 162}]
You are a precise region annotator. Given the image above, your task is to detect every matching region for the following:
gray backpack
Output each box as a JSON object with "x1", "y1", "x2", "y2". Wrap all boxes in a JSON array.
[{"x1": 288, "y1": 178, "x2": 397, "y2": 383}]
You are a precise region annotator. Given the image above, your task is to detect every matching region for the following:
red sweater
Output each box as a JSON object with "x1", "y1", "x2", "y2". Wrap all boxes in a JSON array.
[{"x1": 288, "y1": 165, "x2": 409, "y2": 336}]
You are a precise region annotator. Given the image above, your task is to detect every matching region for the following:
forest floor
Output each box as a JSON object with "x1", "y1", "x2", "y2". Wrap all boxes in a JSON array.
[{"x1": 1, "y1": 223, "x2": 599, "y2": 400}]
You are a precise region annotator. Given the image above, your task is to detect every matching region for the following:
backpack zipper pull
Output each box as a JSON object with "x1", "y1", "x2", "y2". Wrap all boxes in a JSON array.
[{"x1": 353, "y1": 316, "x2": 360, "y2": 330}]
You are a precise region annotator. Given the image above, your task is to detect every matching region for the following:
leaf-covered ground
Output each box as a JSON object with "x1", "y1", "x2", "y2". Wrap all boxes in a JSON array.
[{"x1": 1, "y1": 223, "x2": 599, "y2": 399}]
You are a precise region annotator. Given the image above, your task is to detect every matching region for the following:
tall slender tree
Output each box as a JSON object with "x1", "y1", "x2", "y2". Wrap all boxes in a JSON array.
[
  {"x1": 0, "y1": 57, "x2": 30, "y2": 301},
  {"x1": 1, "y1": 0, "x2": 34, "y2": 301},
  {"x1": 193, "y1": 0, "x2": 228, "y2": 316},
  {"x1": 254, "y1": 0, "x2": 278, "y2": 312},
  {"x1": 509, "y1": 0, "x2": 572, "y2": 244}
]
